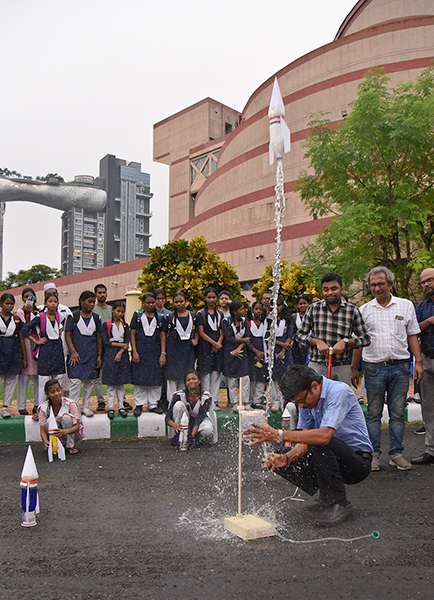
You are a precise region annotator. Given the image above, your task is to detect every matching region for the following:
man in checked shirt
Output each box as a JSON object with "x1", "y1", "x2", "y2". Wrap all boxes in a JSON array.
[{"x1": 295, "y1": 273, "x2": 370, "y2": 388}]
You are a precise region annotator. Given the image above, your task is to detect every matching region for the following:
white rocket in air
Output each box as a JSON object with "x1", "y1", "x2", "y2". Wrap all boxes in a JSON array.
[{"x1": 269, "y1": 77, "x2": 291, "y2": 164}]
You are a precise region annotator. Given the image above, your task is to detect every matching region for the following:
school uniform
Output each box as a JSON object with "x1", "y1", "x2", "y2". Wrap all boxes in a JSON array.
[
  {"x1": 163, "y1": 311, "x2": 196, "y2": 401},
  {"x1": 65, "y1": 312, "x2": 101, "y2": 413},
  {"x1": 102, "y1": 320, "x2": 131, "y2": 411},
  {"x1": 16, "y1": 309, "x2": 39, "y2": 410},
  {"x1": 222, "y1": 317, "x2": 251, "y2": 405},
  {"x1": 247, "y1": 320, "x2": 268, "y2": 404},
  {"x1": 0, "y1": 314, "x2": 23, "y2": 411},
  {"x1": 197, "y1": 308, "x2": 224, "y2": 405},
  {"x1": 130, "y1": 310, "x2": 163, "y2": 409},
  {"x1": 21, "y1": 313, "x2": 66, "y2": 404},
  {"x1": 166, "y1": 389, "x2": 216, "y2": 445},
  {"x1": 267, "y1": 316, "x2": 294, "y2": 403}
]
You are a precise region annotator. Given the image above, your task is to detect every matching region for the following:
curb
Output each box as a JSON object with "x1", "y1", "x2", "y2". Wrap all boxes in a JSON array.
[{"x1": 0, "y1": 405, "x2": 422, "y2": 444}]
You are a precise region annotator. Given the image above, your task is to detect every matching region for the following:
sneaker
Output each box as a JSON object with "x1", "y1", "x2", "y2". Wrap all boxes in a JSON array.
[
  {"x1": 243, "y1": 404, "x2": 254, "y2": 411},
  {"x1": 81, "y1": 408, "x2": 94, "y2": 418},
  {"x1": 2, "y1": 407, "x2": 11, "y2": 418},
  {"x1": 149, "y1": 405, "x2": 164, "y2": 414},
  {"x1": 414, "y1": 425, "x2": 426, "y2": 435},
  {"x1": 270, "y1": 401, "x2": 281, "y2": 413},
  {"x1": 389, "y1": 455, "x2": 412, "y2": 470},
  {"x1": 251, "y1": 402, "x2": 264, "y2": 410},
  {"x1": 133, "y1": 405, "x2": 143, "y2": 417},
  {"x1": 19, "y1": 409, "x2": 29, "y2": 415},
  {"x1": 231, "y1": 404, "x2": 239, "y2": 413},
  {"x1": 123, "y1": 401, "x2": 133, "y2": 411},
  {"x1": 371, "y1": 453, "x2": 380, "y2": 471},
  {"x1": 213, "y1": 403, "x2": 221, "y2": 411},
  {"x1": 96, "y1": 402, "x2": 106, "y2": 412}
]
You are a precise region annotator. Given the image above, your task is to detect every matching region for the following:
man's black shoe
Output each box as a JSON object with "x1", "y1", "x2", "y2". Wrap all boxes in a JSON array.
[
  {"x1": 123, "y1": 401, "x2": 133, "y2": 411},
  {"x1": 411, "y1": 452, "x2": 434, "y2": 465},
  {"x1": 96, "y1": 402, "x2": 106, "y2": 412},
  {"x1": 149, "y1": 406, "x2": 164, "y2": 414},
  {"x1": 133, "y1": 406, "x2": 143, "y2": 417},
  {"x1": 316, "y1": 503, "x2": 352, "y2": 527}
]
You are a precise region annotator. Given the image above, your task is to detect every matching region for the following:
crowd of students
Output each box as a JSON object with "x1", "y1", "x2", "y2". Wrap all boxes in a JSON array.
[{"x1": 0, "y1": 283, "x2": 321, "y2": 453}]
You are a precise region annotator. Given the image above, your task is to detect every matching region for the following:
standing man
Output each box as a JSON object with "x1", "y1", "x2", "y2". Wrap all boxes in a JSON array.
[
  {"x1": 296, "y1": 273, "x2": 370, "y2": 387},
  {"x1": 245, "y1": 365, "x2": 373, "y2": 527},
  {"x1": 412, "y1": 268, "x2": 434, "y2": 465},
  {"x1": 91, "y1": 284, "x2": 112, "y2": 412},
  {"x1": 261, "y1": 291, "x2": 272, "y2": 316},
  {"x1": 353, "y1": 266, "x2": 423, "y2": 471}
]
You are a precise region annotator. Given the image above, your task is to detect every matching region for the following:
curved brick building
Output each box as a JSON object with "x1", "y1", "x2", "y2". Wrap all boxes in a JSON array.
[{"x1": 154, "y1": 0, "x2": 434, "y2": 285}]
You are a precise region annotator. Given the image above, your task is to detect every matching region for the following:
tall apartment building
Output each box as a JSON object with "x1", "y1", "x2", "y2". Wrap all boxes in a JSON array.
[{"x1": 61, "y1": 155, "x2": 152, "y2": 276}]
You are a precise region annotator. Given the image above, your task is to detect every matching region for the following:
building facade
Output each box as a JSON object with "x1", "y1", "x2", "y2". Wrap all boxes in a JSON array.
[
  {"x1": 61, "y1": 155, "x2": 152, "y2": 276},
  {"x1": 154, "y1": 0, "x2": 434, "y2": 285}
]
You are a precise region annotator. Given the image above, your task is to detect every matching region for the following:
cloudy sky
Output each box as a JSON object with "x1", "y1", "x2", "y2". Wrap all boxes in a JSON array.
[{"x1": 0, "y1": 0, "x2": 356, "y2": 277}]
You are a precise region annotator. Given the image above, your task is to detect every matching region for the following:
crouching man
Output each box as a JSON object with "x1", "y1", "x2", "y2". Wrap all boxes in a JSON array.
[{"x1": 245, "y1": 364, "x2": 373, "y2": 526}]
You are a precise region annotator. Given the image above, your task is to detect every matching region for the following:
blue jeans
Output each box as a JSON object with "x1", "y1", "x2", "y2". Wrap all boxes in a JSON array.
[{"x1": 363, "y1": 361, "x2": 410, "y2": 456}]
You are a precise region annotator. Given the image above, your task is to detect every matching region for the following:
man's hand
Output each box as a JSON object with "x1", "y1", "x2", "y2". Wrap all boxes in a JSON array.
[
  {"x1": 414, "y1": 361, "x2": 424, "y2": 383},
  {"x1": 244, "y1": 421, "x2": 278, "y2": 446},
  {"x1": 264, "y1": 452, "x2": 288, "y2": 472},
  {"x1": 351, "y1": 366, "x2": 360, "y2": 387},
  {"x1": 314, "y1": 339, "x2": 329, "y2": 355},
  {"x1": 332, "y1": 339, "x2": 346, "y2": 355}
]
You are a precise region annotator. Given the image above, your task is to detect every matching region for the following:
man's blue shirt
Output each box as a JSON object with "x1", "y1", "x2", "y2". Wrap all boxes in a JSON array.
[
  {"x1": 297, "y1": 378, "x2": 373, "y2": 453},
  {"x1": 416, "y1": 296, "x2": 434, "y2": 355}
]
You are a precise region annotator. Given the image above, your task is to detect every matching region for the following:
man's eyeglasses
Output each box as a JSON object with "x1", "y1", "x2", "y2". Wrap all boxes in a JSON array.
[
  {"x1": 293, "y1": 388, "x2": 310, "y2": 406},
  {"x1": 421, "y1": 277, "x2": 434, "y2": 287}
]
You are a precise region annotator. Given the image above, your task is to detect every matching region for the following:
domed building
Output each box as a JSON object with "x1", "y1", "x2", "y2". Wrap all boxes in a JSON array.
[{"x1": 154, "y1": 0, "x2": 434, "y2": 286}]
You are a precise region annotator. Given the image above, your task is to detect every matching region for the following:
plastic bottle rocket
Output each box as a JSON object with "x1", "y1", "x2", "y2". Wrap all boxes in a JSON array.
[
  {"x1": 269, "y1": 77, "x2": 291, "y2": 165},
  {"x1": 282, "y1": 405, "x2": 292, "y2": 448},
  {"x1": 20, "y1": 445, "x2": 40, "y2": 527},
  {"x1": 179, "y1": 412, "x2": 189, "y2": 452},
  {"x1": 48, "y1": 409, "x2": 66, "y2": 462}
]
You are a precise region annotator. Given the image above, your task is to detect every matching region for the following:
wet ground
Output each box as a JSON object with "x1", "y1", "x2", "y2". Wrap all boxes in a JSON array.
[{"x1": 0, "y1": 425, "x2": 432, "y2": 600}]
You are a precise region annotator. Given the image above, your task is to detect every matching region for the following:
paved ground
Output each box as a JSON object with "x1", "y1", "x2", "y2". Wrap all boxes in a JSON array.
[{"x1": 0, "y1": 425, "x2": 432, "y2": 600}]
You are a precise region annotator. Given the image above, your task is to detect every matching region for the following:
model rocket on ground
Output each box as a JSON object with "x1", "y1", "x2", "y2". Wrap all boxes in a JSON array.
[
  {"x1": 269, "y1": 77, "x2": 291, "y2": 165},
  {"x1": 48, "y1": 409, "x2": 66, "y2": 462},
  {"x1": 20, "y1": 445, "x2": 40, "y2": 527}
]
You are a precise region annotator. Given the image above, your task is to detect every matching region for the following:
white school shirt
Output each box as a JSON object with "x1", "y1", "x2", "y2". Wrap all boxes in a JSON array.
[{"x1": 359, "y1": 295, "x2": 420, "y2": 363}]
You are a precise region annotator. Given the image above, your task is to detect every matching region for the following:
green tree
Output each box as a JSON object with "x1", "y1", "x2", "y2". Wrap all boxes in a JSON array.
[
  {"x1": 251, "y1": 261, "x2": 318, "y2": 311},
  {"x1": 1, "y1": 264, "x2": 62, "y2": 289},
  {"x1": 137, "y1": 236, "x2": 245, "y2": 310},
  {"x1": 296, "y1": 66, "x2": 434, "y2": 300}
]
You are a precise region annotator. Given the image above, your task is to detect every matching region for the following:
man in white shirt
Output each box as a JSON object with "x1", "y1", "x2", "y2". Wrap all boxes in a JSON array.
[{"x1": 352, "y1": 266, "x2": 423, "y2": 471}]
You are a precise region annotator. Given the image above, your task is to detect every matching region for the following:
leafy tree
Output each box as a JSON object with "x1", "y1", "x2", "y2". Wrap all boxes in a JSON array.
[
  {"x1": 137, "y1": 236, "x2": 245, "y2": 310},
  {"x1": 296, "y1": 66, "x2": 434, "y2": 300},
  {"x1": 251, "y1": 260, "x2": 318, "y2": 311},
  {"x1": 1, "y1": 264, "x2": 63, "y2": 289}
]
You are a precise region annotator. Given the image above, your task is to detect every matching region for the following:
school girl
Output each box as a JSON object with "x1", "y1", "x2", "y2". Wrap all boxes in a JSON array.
[
  {"x1": 267, "y1": 297, "x2": 294, "y2": 412},
  {"x1": 101, "y1": 301, "x2": 131, "y2": 419},
  {"x1": 218, "y1": 290, "x2": 232, "y2": 318},
  {"x1": 166, "y1": 370, "x2": 217, "y2": 448},
  {"x1": 38, "y1": 379, "x2": 81, "y2": 455},
  {"x1": 21, "y1": 291, "x2": 66, "y2": 409},
  {"x1": 291, "y1": 293, "x2": 311, "y2": 365},
  {"x1": 246, "y1": 301, "x2": 267, "y2": 409},
  {"x1": 197, "y1": 287, "x2": 224, "y2": 411},
  {"x1": 130, "y1": 292, "x2": 166, "y2": 416},
  {"x1": 164, "y1": 292, "x2": 198, "y2": 401},
  {"x1": 222, "y1": 300, "x2": 251, "y2": 410},
  {"x1": 0, "y1": 293, "x2": 26, "y2": 418},
  {"x1": 16, "y1": 287, "x2": 39, "y2": 415},
  {"x1": 65, "y1": 291, "x2": 102, "y2": 417}
]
